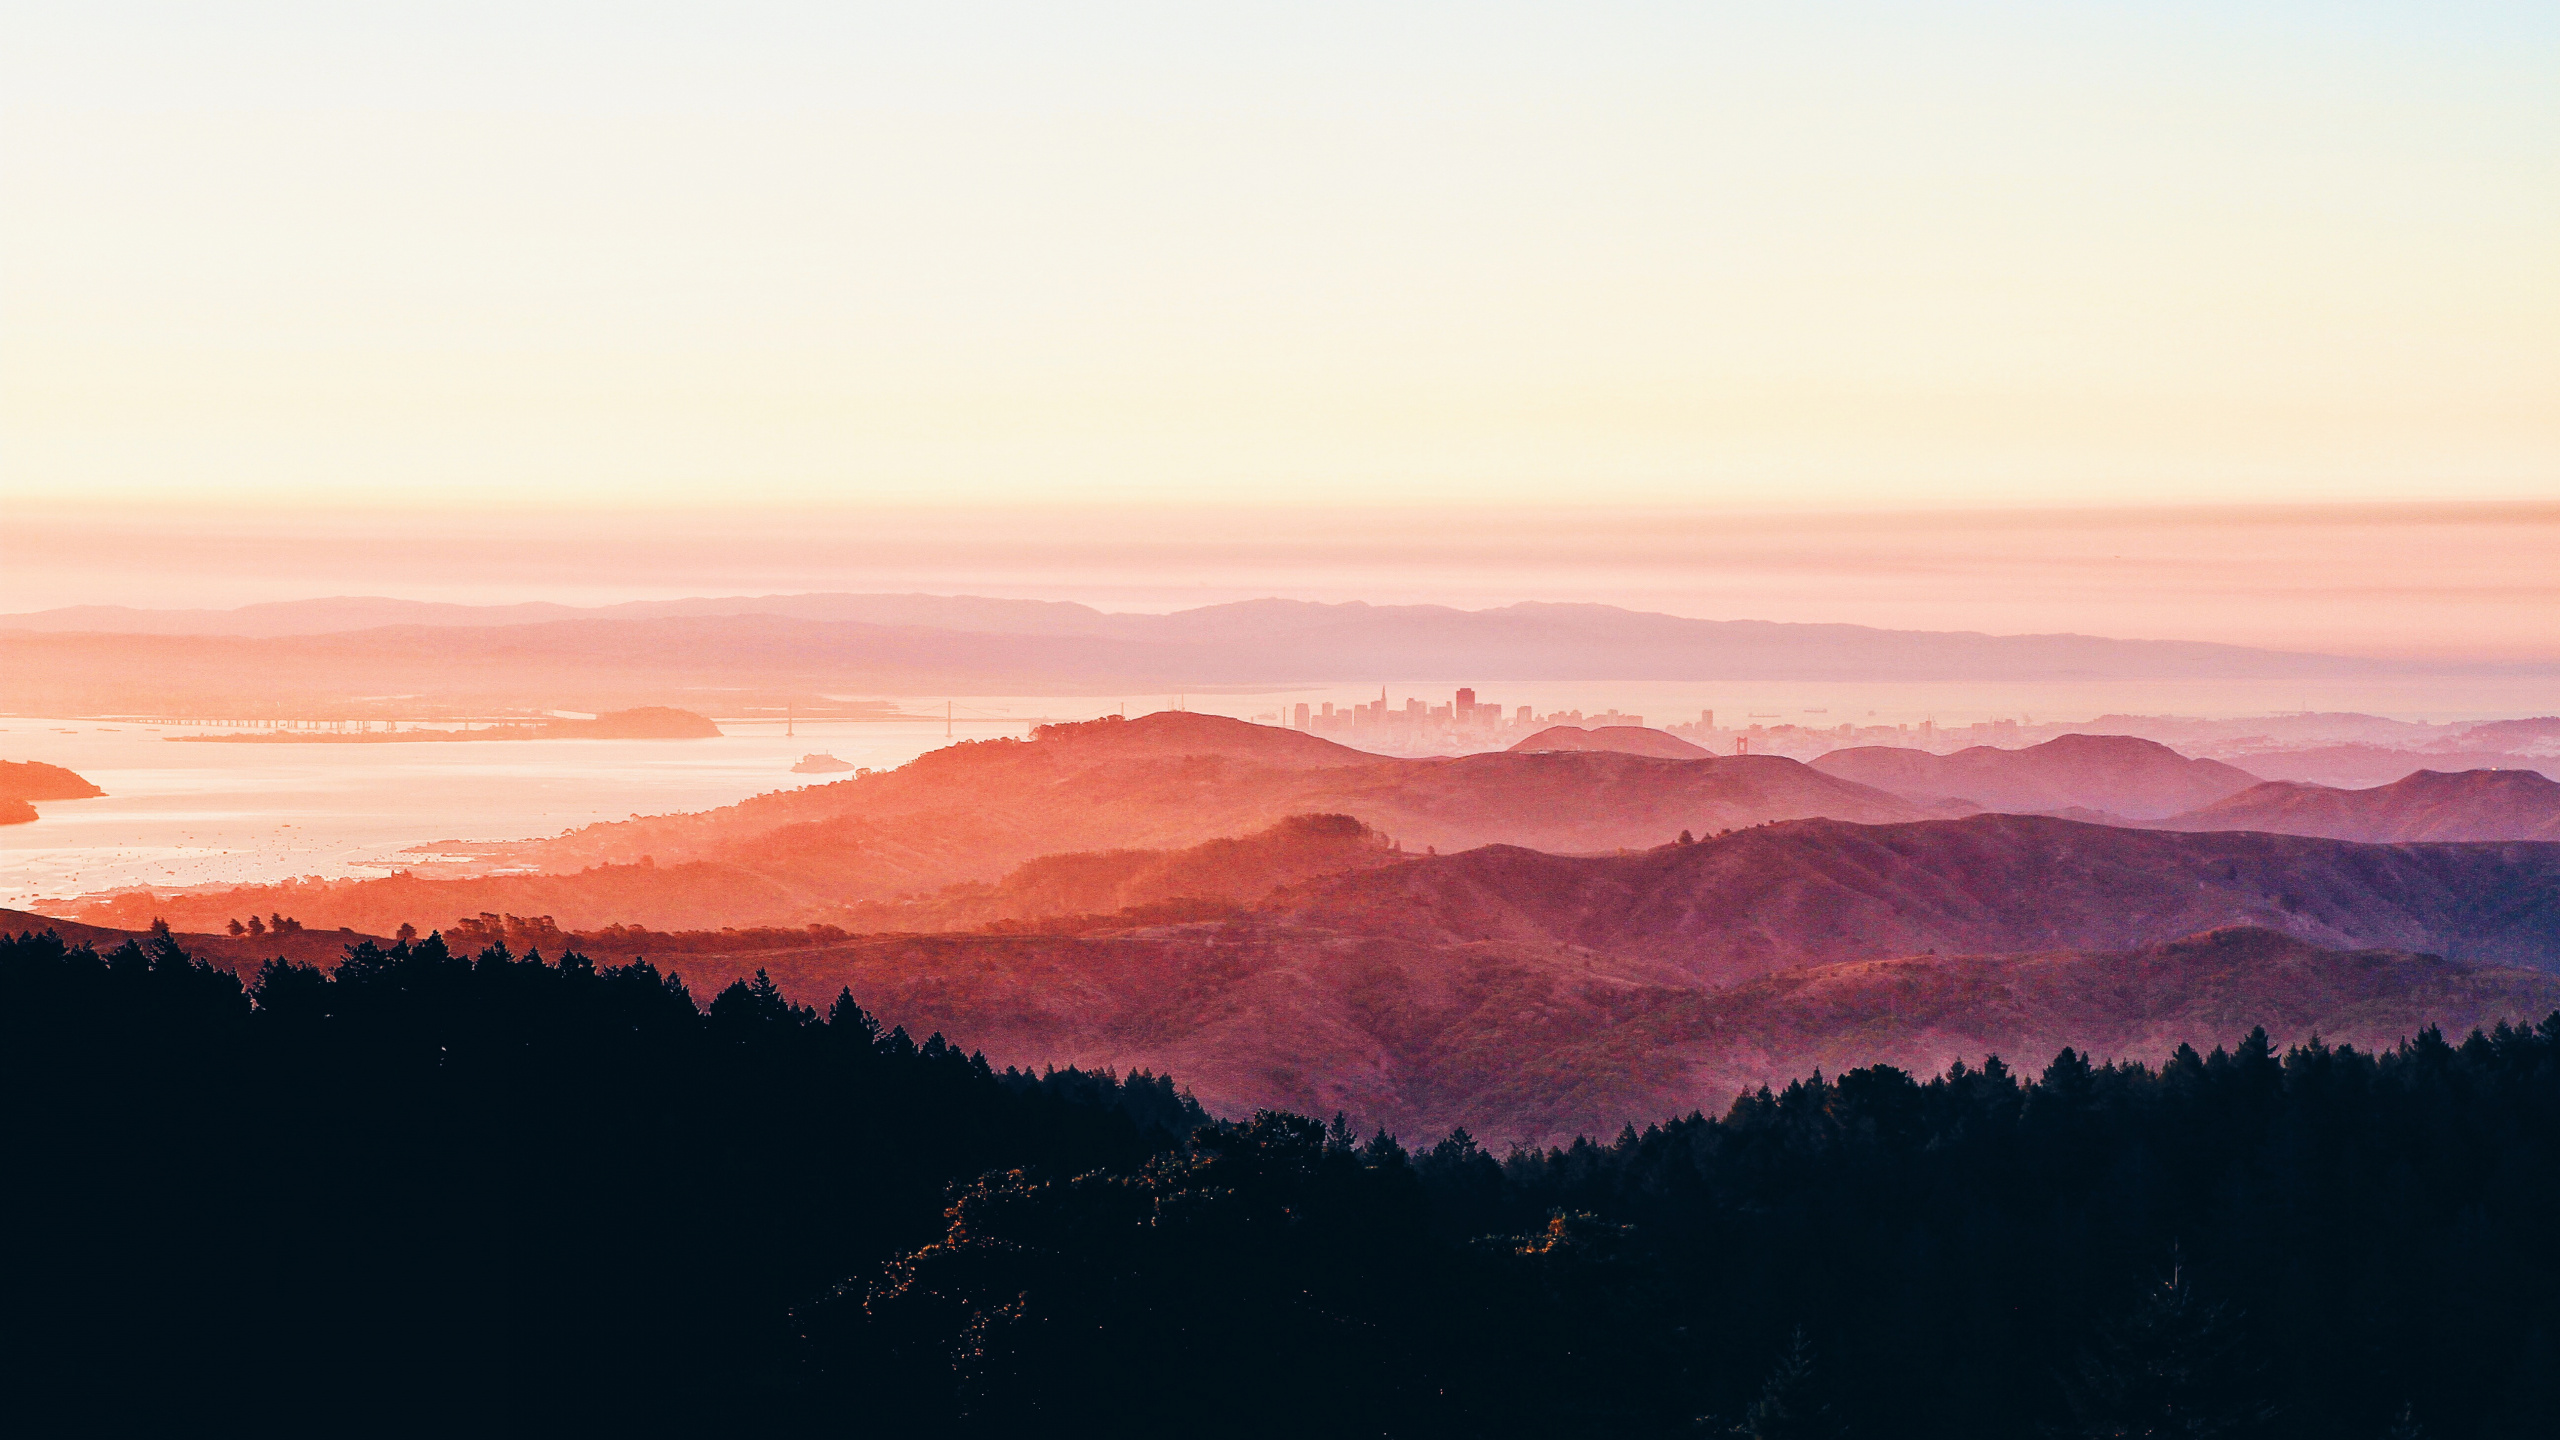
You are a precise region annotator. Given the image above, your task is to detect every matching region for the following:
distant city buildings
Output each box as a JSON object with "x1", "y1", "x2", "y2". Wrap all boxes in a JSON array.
[{"x1": 1267, "y1": 688, "x2": 2079, "y2": 760}]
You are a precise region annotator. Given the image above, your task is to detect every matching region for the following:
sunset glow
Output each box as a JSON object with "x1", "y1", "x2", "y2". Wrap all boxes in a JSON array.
[{"x1": 8, "y1": 7, "x2": 2560, "y2": 1435}]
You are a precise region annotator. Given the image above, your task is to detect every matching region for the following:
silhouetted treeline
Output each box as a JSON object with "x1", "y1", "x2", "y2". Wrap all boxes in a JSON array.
[
  {"x1": 6, "y1": 926, "x2": 2556, "y2": 1438},
  {"x1": 1, "y1": 926, "x2": 1198, "y2": 1437}
]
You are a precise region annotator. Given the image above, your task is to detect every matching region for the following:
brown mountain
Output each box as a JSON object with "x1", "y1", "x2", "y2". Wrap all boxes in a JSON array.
[
  {"x1": 68, "y1": 713, "x2": 1936, "y2": 934},
  {"x1": 1811, "y1": 733, "x2": 2262, "y2": 819},
  {"x1": 2160, "y1": 768, "x2": 2560, "y2": 842},
  {"x1": 1509, "y1": 725, "x2": 1711, "y2": 759}
]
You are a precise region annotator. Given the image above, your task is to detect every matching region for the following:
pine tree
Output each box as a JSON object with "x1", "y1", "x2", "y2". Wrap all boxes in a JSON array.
[
  {"x1": 1711, "y1": 1327, "x2": 1848, "y2": 1440},
  {"x1": 2064, "y1": 1253, "x2": 2275, "y2": 1439}
]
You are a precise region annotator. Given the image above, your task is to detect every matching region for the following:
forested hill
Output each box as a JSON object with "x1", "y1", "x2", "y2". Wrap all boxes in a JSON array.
[{"x1": 7, "y1": 923, "x2": 2557, "y2": 1437}]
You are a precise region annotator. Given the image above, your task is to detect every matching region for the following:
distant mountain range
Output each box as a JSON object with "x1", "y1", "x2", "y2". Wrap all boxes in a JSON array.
[{"x1": 3, "y1": 594, "x2": 2531, "y2": 715}]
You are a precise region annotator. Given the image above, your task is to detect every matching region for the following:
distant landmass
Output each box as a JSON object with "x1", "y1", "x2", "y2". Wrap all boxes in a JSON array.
[
  {"x1": 0, "y1": 760, "x2": 105, "y2": 826},
  {"x1": 168, "y1": 707, "x2": 721, "y2": 743},
  {"x1": 7, "y1": 592, "x2": 2538, "y2": 716},
  {"x1": 1, "y1": 760, "x2": 104, "y2": 801}
]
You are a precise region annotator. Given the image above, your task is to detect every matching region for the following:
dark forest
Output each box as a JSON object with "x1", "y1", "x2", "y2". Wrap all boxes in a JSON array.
[{"x1": 6, "y1": 926, "x2": 2552, "y2": 1438}]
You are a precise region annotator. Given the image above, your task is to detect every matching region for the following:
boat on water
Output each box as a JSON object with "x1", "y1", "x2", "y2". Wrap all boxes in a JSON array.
[{"x1": 790, "y1": 752, "x2": 857, "y2": 774}]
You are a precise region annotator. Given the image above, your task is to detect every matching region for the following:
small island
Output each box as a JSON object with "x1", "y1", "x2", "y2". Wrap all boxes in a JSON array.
[
  {"x1": 0, "y1": 760, "x2": 106, "y2": 825},
  {"x1": 170, "y1": 706, "x2": 723, "y2": 743},
  {"x1": 790, "y1": 752, "x2": 858, "y2": 774}
]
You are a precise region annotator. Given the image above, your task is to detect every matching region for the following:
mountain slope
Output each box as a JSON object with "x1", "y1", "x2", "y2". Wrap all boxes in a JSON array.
[
  {"x1": 583, "y1": 917, "x2": 2560, "y2": 1143},
  {"x1": 1811, "y1": 734, "x2": 2262, "y2": 819},
  {"x1": 2161, "y1": 769, "x2": 2560, "y2": 842},
  {"x1": 1276, "y1": 814, "x2": 2560, "y2": 980}
]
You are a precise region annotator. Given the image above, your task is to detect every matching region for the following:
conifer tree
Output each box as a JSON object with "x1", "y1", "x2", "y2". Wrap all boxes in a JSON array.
[
  {"x1": 2064, "y1": 1253, "x2": 2275, "y2": 1439},
  {"x1": 1714, "y1": 1326, "x2": 1848, "y2": 1440}
]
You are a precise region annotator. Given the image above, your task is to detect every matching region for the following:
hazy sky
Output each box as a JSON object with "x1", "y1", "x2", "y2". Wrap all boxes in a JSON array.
[{"x1": 4, "y1": 4, "x2": 2556, "y2": 652}]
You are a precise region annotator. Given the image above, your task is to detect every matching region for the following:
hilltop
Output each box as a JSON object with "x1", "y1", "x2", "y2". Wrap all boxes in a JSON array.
[
  {"x1": 1811, "y1": 733, "x2": 2262, "y2": 819},
  {"x1": 1508, "y1": 725, "x2": 1710, "y2": 759},
  {"x1": 2159, "y1": 768, "x2": 2560, "y2": 842}
]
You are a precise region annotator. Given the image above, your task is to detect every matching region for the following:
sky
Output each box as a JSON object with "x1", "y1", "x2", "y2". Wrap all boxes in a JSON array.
[{"x1": 3, "y1": 3, "x2": 2556, "y2": 655}]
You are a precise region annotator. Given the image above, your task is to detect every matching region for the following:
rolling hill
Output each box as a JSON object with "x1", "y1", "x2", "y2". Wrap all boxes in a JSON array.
[
  {"x1": 66, "y1": 713, "x2": 1936, "y2": 933},
  {"x1": 1508, "y1": 725, "x2": 1711, "y2": 759},
  {"x1": 1810, "y1": 733, "x2": 2263, "y2": 819},
  {"x1": 2159, "y1": 768, "x2": 2560, "y2": 842}
]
